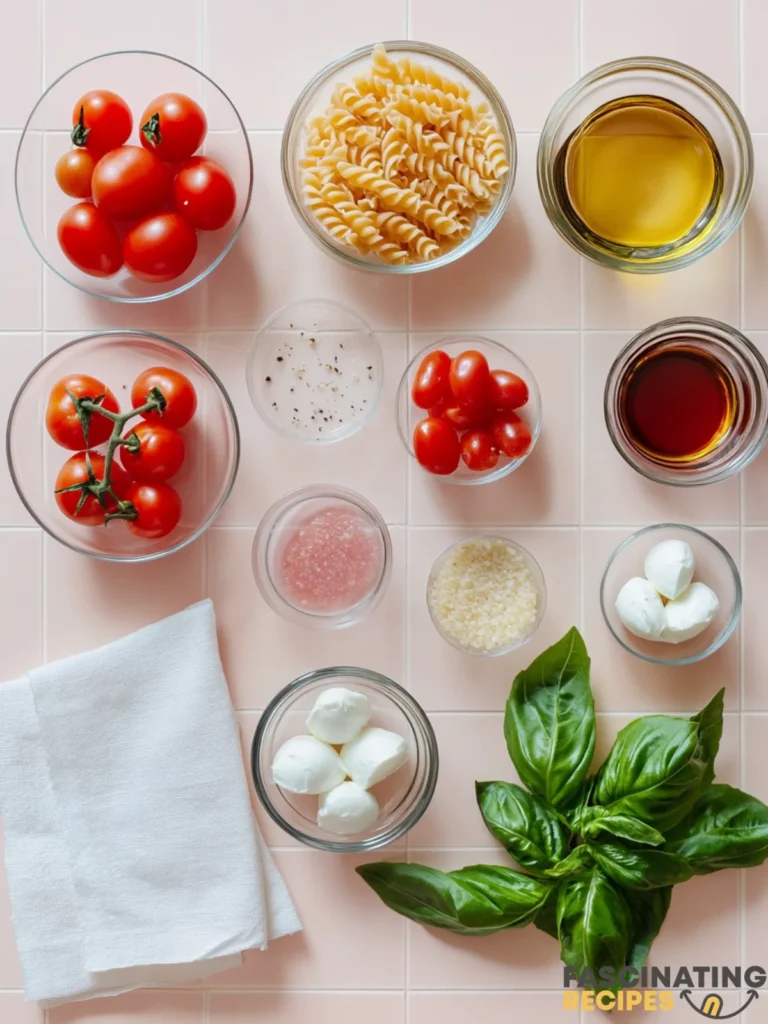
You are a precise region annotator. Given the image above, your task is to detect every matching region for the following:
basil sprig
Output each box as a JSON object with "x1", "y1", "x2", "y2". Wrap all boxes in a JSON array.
[{"x1": 357, "y1": 628, "x2": 768, "y2": 988}]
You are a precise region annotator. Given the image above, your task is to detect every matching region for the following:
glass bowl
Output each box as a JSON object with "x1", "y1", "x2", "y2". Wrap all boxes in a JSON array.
[
  {"x1": 604, "y1": 317, "x2": 768, "y2": 486},
  {"x1": 538, "y1": 57, "x2": 753, "y2": 273},
  {"x1": 7, "y1": 331, "x2": 239, "y2": 562},
  {"x1": 252, "y1": 666, "x2": 438, "y2": 852},
  {"x1": 252, "y1": 485, "x2": 392, "y2": 629},
  {"x1": 600, "y1": 524, "x2": 741, "y2": 666},
  {"x1": 427, "y1": 535, "x2": 547, "y2": 656},
  {"x1": 246, "y1": 299, "x2": 383, "y2": 444},
  {"x1": 282, "y1": 40, "x2": 516, "y2": 274},
  {"x1": 396, "y1": 336, "x2": 541, "y2": 485},
  {"x1": 16, "y1": 50, "x2": 253, "y2": 302}
]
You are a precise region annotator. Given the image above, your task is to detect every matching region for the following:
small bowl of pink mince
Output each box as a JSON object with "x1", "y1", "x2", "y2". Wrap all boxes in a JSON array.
[{"x1": 252, "y1": 485, "x2": 392, "y2": 629}]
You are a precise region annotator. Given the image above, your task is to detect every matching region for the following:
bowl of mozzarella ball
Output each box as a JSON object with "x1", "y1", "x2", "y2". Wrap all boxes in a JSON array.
[
  {"x1": 600, "y1": 524, "x2": 742, "y2": 666},
  {"x1": 251, "y1": 667, "x2": 438, "y2": 851}
]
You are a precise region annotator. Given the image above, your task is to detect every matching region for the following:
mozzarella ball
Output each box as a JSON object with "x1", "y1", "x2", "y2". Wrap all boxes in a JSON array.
[
  {"x1": 340, "y1": 727, "x2": 408, "y2": 789},
  {"x1": 271, "y1": 735, "x2": 346, "y2": 795},
  {"x1": 317, "y1": 781, "x2": 379, "y2": 835},
  {"x1": 644, "y1": 539, "x2": 695, "y2": 600},
  {"x1": 662, "y1": 582, "x2": 719, "y2": 644},
  {"x1": 306, "y1": 687, "x2": 371, "y2": 745},
  {"x1": 615, "y1": 577, "x2": 666, "y2": 641}
]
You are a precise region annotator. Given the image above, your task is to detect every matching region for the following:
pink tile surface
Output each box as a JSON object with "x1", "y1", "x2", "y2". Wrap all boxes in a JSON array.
[{"x1": 1, "y1": 3, "x2": 765, "y2": 1021}]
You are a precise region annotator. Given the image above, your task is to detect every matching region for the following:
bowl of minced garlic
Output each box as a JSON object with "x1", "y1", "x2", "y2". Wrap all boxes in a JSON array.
[{"x1": 427, "y1": 536, "x2": 546, "y2": 656}]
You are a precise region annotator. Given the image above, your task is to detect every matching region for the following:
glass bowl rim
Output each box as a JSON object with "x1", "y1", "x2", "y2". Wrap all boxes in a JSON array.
[
  {"x1": 603, "y1": 315, "x2": 768, "y2": 487},
  {"x1": 15, "y1": 48, "x2": 255, "y2": 304},
  {"x1": 426, "y1": 533, "x2": 548, "y2": 656},
  {"x1": 5, "y1": 329, "x2": 241, "y2": 563},
  {"x1": 251, "y1": 665, "x2": 439, "y2": 852},
  {"x1": 599, "y1": 522, "x2": 742, "y2": 666},
  {"x1": 280, "y1": 38, "x2": 517, "y2": 275},
  {"x1": 396, "y1": 335, "x2": 542, "y2": 485},
  {"x1": 251, "y1": 483, "x2": 394, "y2": 629},
  {"x1": 246, "y1": 297, "x2": 383, "y2": 445},
  {"x1": 536, "y1": 55, "x2": 754, "y2": 274}
]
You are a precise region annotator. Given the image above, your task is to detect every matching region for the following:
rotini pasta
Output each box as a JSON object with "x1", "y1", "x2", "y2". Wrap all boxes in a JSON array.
[{"x1": 299, "y1": 43, "x2": 509, "y2": 264}]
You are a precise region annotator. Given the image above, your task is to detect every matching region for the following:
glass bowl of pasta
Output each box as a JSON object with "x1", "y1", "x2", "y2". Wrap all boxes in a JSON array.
[{"x1": 282, "y1": 41, "x2": 516, "y2": 273}]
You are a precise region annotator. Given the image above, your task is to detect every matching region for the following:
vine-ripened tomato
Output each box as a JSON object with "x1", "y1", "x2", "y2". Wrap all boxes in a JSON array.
[
  {"x1": 173, "y1": 157, "x2": 236, "y2": 231},
  {"x1": 55, "y1": 149, "x2": 97, "y2": 198},
  {"x1": 131, "y1": 366, "x2": 198, "y2": 429},
  {"x1": 492, "y1": 412, "x2": 533, "y2": 459},
  {"x1": 449, "y1": 350, "x2": 490, "y2": 407},
  {"x1": 119, "y1": 422, "x2": 186, "y2": 482},
  {"x1": 460, "y1": 429, "x2": 499, "y2": 471},
  {"x1": 412, "y1": 349, "x2": 451, "y2": 410},
  {"x1": 413, "y1": 416, "x2": 460, "y2": 475},
  {"x1": 489, "y1": 368, "x2": 529, "y2": 411},
  {"x1": 431, "y1": 400, "x2": 493, "y2": 431},
  {"x1": 92, "y1": 146, "x2": 171, "y2": 220},
  {"x1": 71, "y1": 90, "x2": 132, "y2": 155},
  {"x1": 125, "y1": 481, "x2": 182, "y2": 539},
  {"x1": 57, "y1": 202, "x2": 123, "y2": 277},
  {"x1": 140, "y1": 93, "x2": 207, "y2": 163},
  {"x1": 124, "y1": 212, "x2": 198, "y2": 283},
  {"x1": 54, "y1": 452, "x2": 131, "y2": 525},
  {"x1": 46, "y1": 373, "x2": 120, "y2": 450}
]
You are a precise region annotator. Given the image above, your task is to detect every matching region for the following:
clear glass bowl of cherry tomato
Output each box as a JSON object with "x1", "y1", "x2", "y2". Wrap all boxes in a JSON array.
[
  {"x1": 15, "y1": 51, "x2": 252, "y2": 303},
  {"x1": 6, "y1": 331, "x2": 240, "y2": 562},
  {"x1": 396, "y1": 336, "x2": 541, "y2": 485}
]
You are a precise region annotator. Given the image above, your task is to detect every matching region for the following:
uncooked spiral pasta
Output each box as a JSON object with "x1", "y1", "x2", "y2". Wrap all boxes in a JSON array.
[{"x1": 299, "y1": 43, "x2": 510, "y2": 264}]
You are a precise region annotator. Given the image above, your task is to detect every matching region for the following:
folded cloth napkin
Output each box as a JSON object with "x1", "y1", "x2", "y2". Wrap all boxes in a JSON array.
[{"x1": 0, "y1": 600, "x2": 300, "y2": 1007}]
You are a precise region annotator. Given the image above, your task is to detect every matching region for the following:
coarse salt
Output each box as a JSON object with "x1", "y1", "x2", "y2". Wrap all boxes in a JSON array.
[{"x1": 428, "y1": 538, "x2": 539, "y2": 653}]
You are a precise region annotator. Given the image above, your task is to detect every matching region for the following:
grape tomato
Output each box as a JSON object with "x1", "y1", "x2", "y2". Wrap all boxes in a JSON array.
[
  {"x1": 492, "y1": 412, "x2": 533, "y2": 459},
  {"x1": 460, "y1": 429, "x2": 499, "y2": 471},
  {"x1": 413, "y1": 416, "x2": 461, "y2": 475},
  {"x1": 449, "y1": 350, "x2": 491, "y2": 407},
  {"x1": 57, "y1": 203, "x2": 123, "y2": 278},
  {"x1": 489, "y1": 368, "x2": 529, "y2": 410},
  {"x1": 123, "y1": 213, "x2": 198, "y2": 283},
  {"x1": 91, "y1": 146, "x2": 171, "y2": 220},
  {"x1": 412, "y1": 349, "x2": 452, "y2": 410}
]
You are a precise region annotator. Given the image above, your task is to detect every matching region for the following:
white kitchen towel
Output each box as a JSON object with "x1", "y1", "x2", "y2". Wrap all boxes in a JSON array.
[{"x1": 0, "y1": 600, "x2": 300, "y2": 1006}]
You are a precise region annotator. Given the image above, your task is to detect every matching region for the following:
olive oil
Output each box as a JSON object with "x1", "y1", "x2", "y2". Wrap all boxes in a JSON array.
[
  {"x1": 618, "y1": 342, "x2": 737, "y2": 464},
  {"x1": 554, "y1": 95, "x2": 723, "y2": 256}
]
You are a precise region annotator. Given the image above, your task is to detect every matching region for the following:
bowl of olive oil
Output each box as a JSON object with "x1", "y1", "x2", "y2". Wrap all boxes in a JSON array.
[{"x1": 538, "y1": 58, "x2": 752, "y2": 273}]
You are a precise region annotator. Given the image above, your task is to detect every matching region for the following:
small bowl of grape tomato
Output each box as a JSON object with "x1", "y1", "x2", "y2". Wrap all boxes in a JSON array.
[
  {"x1": 15, "y1": 50, "x2": 252, "y2": 303},
  {"x1": 396, "y1": 337, "x2": 541, "y2": 485},
  {"x1": 6, "y1": 331, "x2": 239, "y2": 562}
]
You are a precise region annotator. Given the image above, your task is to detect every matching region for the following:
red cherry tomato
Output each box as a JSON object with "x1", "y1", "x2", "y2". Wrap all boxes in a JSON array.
[
  {"x1": 71, "y1": 90, "x2": 132, "y2": 155},
  {"x1": 131, "y1": 367, "x2": 198, "y2": 429},
  {"x1": 489, "y1": 368, "x2": 529, "y2": 410},
  {"x1": 57, "y1": 202, "x2": 123, "y2": 277},
  {"x1": 54, "y1": 452, "x2": 131, "y2": 525},
  {"x1": 413, "y1": 416, "x2": 461, "y2": 475},
  {"x1": 437, "y1": 402, "x2": 493, "y2": 431},
  {"x1": 119, "y1": 422, "x2": 185, "y2": 482},
  {"x1": 92, "y1": 146, "x2": 171, "y2": 220},
  {"x1": 492, "y1": 412, "x2": 533, "y2": 459},
  {"x1": 449, "y1": 350, "x2": 491, "y2": 407},
  {"x1": 55, "y1": 149, "x2": 97, "y2": 198},
  {"x1": 173, "y1": 157, "x2": 236, "y2": 231},
  {"x1": 412, "y1": 349, "x2": 452, "y2": 410},
  {"x1": 46, "y1": 373, "x2": 120, "y2": 449},
  {"x1": 125, "y1": 481, "x2": 182, "y2": 539},
  {"x1": 124, "y1": 212, "x2": 198, "y2": 283},
  {"x1": 140, "y1": 93, "x2": 207, "y2": 163},
  {"x1": 460, "y1": 430, "x2": 499, "y2": 471}
]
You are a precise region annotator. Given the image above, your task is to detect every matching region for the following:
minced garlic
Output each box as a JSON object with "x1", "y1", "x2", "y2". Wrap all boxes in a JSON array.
[{"x1": 428, "y1": 537, "x2": 539, "y2": 653}]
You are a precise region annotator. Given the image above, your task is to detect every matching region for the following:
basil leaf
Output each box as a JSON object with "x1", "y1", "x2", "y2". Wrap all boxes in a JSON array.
[
  {"x1": 534, "y1": 884, "x2": 560, "y2": 940},
  {"x1": 505, "y1": 627, "x2": 595, "y2": 810},
  {"x1": 476, "y1": 781, "x2": 567, "y2": 874},
  {"x1": 690, "y1": 689, "x2": 725, "y2": 790},
  {"x1": 356, "y1": 862, "x2": 551, "y2": 936},
  {"x1": 593, "y1": 694, "x2": 724, "y2": 833},
  {"x1": 557, "y1": 867, "x2": 632, "y2": 979},
  {"x1": 545, "y1": 845, "x2": 593, "y2": 879},
  {"x1": 582, "y1": 811, "x2": 665, "y2": 847},
  {"x1": 624, "y1": 887, "x2": 673, "y2": 970},
  {"x1": 665, "y1": 784, "x2": 768, "y2": 873},
  {"x1": 588, "y1": 842, "x2": 693, "y2": 890}
]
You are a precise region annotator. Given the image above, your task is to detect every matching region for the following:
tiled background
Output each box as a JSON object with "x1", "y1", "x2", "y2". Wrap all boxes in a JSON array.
[{"x1": 1, "y1": 0, "x2": 767, "y2": 1022}]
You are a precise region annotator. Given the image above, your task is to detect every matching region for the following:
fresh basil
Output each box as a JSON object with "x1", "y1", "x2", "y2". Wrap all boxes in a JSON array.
[
  {"x1": 545, "y1": 844, "x2": 593, "y2": 879},
  {"x1": 505, "y1": 627, "x2": 595, "y2": 810},
  {"x1": 356, "y1": 862, "x2": 551, "y2": 936},
  {"x1": 689, "y1": 689, "x2": 725, "y2": 790},
  {"x1": 557, "y1": 868, "x2": 632, "y2": 978},
  {"x1": 588, "y1": 842, "x2": 693, "y2": 890},
  {"x1": 624, "y1": 887, "x2": 673, "y2": 970},
  {"x1": 593, "y1": 691, "x2": 724, "y2": 833},
  {"x1": 582, "y1": 811, "x2": 665, "y2": 847},
  {"x1": 476, "y1": 781, "x2": 567, "y2": 874},
  {"x1": 665, "y1": 784, "x2": 768, "y2": 873},
  {"x1": 534, "y1": 884, "x2": 560, "y2": 940}
]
